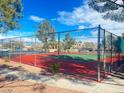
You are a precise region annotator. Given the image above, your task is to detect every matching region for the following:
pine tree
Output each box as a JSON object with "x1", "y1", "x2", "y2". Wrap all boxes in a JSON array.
[
  {"x1": 63, "y1": 33, "x2": 75, "y2": 51},
  {"x1": 36, "y1": 20, "x2": 56, "y2": 52},
  {"x1": 0, "y1": 0, "x2": 23, "y2": 33},
  {"x1": 88, "y1": 0, "x2": 124, "y2": 22}
]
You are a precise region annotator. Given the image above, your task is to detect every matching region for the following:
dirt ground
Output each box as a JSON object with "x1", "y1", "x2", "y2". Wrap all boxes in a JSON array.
[
  {"x1": 0, "y1": 59, "x2": 84, "y2": 93},
  {"x1": 0, "y1": 59, "x2": 124, "y2": 93},
  {"x1": 0, "y1": 78, "x2": 83, "y2": 93}
]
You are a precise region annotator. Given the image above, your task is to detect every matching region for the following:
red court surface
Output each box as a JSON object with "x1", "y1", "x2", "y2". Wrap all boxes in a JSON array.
[
  {"x1": 100, "y1": 55, "x2": 123, "y2": 63},
  {"x1": 10, "y1": 53, "x2": 123, "y2": 81}
]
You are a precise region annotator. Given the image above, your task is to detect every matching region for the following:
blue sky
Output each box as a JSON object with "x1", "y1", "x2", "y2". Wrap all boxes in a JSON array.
[
  {"x1": 1, "y1": 0, "x2": 124, "y2": 38},
  {"x1": 6, "y1": 0, "x2": 84, "y2": 36}
]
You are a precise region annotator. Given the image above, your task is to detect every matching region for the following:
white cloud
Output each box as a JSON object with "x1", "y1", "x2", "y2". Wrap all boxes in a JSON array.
[
  {"x1": 116, "y1": 0, "x2": 123, "y2": 4},
  {"x1": 82, "y1": 38, "x2": 97, "y2": 43},
  {"x1": 74, "y1": 35, "x2": 98, "y2": 43},
  {"x1": 91, "y1": 31, "x2": 98, "y2": 37},
  {"x1": 78, "y1": 25, "x2": 85, "y2": 29},
  {"x1": 30, "y1": 15, "x2": 45, "y2": 22},
  {"x1": 57, "y1": 2, "x2": 124, "y2": 36},
  {"x1": 0, "y1": 34, "x2": 17, "y2": 39},
  {"x1": 21, "y1": 37, "x2": 34, "y2": 42}
]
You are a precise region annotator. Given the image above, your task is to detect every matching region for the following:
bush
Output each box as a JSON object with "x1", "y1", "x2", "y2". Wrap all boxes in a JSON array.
[
  {"x1": 50, "y1": 63, "x2": 60, "y2": 74},
  {"x1": 4, "y1": 57, "x2": 10, "y2": 62}
]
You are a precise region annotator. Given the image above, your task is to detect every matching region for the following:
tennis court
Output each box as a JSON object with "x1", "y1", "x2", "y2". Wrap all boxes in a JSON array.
[
  {"x1": 0, "y1": 26, "x2": 124, "y2": 81},
  {"x1": 10, "y1": 53, "x2": 99, "y2": 80},
  {"x1": 9, "y1": 52, "x2": 122, "y2": 81}
]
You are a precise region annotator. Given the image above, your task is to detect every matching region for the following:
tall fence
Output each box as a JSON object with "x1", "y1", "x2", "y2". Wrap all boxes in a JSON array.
[{"x1": 0, "y1": 25, "x2": 124, "y2": 81}]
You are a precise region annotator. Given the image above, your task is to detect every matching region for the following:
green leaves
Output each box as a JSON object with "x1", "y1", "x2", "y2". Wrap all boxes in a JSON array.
[
  {"x1": 88, "y1": 0, "x2": 124, "y2": 22},
  {"x1": 0, "y1": 0, "x2": 23, "y2": 33},
  {"x1": 50, "y1": 63, "x2": 60, "y2": 74},
  {"x1": 63, "y1": 32, "x2": 75, "y2": 50},
  {"x1": 36, "y1": 20, "x2": 56, "y2": 52}
]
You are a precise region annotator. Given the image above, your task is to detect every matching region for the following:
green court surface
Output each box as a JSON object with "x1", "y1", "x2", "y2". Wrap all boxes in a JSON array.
[
  {"x1": 49, "y1": 54, "x2": 97, "y2": 62},
  {"x1": 49, "y1": 53, "x2": 119, "y2": 62}
]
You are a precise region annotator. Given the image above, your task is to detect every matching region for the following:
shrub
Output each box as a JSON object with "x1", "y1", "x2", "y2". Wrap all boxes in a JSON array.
[
  {"x1": 4, "y1": 57, "x2": 10, "y2": 62},
  {"x1": 50, "y1": 63, "x2": 60, "y2": 74}
]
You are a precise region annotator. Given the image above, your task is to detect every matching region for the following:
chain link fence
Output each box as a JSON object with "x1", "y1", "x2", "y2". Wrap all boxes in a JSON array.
[{"x1": 0, "y1": 26, "x2": 124, "y2": 81}]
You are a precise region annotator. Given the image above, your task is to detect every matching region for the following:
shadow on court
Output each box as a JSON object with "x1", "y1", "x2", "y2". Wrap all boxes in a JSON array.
[{"x1": 12, "y1": 54, "x2": 108, "y2": 81}]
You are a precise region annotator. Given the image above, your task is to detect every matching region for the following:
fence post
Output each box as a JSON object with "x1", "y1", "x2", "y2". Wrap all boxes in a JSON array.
[
  {"x1": 34, "y1": 36, "x2": 37, "y2": 66},
  {"x1": 1, "y1": 40, "x2": 3, "y2": 57},
  {"x1": 97, "y1": 25, "x2": 101, "y2": 81},
  {"x1": 20, "y1": 36, "x2": 22, "y2": 64},
  {"x1": 103, "y1": 29, "x2": 106, "y2": 72},
  {"x1": 58, "y1": 32, "x2": 60, "y2": 55},
  {"x1": 110, "y1": 33, "x2": 112, "y2": 72},
  {"x1": 115, "y1": 36, "x2": 121, "y2": 71},
  {"x1": 9, "y1": 39, "x2": 11, "y2": 61},
  {"x1": 118, "y1": 37, "x2": 121, "y2": 66}
]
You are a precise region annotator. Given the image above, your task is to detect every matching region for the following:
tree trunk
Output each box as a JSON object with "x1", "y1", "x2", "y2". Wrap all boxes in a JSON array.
[{"x1": 45, "y1": 38, "x2": 48, "y2": 53}]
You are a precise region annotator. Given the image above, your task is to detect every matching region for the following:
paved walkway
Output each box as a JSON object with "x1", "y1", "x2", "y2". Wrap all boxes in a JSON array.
[{"x1": 0, "y1": 60, "x2": 124, "y2": 93}]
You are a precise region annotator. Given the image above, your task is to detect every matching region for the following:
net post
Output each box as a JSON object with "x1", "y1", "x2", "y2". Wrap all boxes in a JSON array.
[{"x1": 97, "y1": 25, "x2": 101, "y2": 82}]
